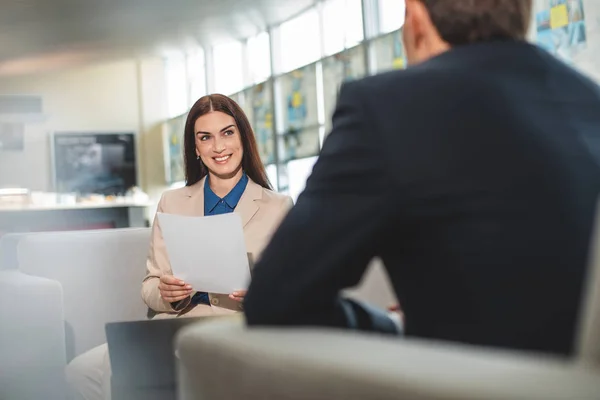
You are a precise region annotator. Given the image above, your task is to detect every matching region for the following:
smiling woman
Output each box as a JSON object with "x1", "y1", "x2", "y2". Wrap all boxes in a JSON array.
[
  {"x1": 65, "y1": 93, "x2": 294, "y2": 400},
  {"x1": 184, "y1": 94, "x2": 272, "y2": 191},
  {"x1": 144, "y1": 93, "x2": 292, "y2": 315}
]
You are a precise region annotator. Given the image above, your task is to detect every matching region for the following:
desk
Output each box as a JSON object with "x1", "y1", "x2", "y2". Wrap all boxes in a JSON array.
[{"x1": 0, "y1": 202, "x2": 149, "y2": 234}]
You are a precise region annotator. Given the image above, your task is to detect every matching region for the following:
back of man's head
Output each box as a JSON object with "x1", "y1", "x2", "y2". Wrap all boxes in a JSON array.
[
  {"x1": 423, "y1": 0, "x2": 532, "y2": 45},
  {"x1": 403, "y1": 0, "x2": 533, "y2": 64}
]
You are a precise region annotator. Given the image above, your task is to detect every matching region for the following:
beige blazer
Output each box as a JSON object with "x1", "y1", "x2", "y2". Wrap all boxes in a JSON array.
[{"x1": 142, "y1": 176, "x2": 293, "y2": 317}]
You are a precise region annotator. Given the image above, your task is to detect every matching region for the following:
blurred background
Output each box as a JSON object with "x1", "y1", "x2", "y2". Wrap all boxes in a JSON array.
[
  {"x1": 2, "y1": 2, "x2": 600, "y2": 399},
  {"x1": 0, "y1": 0, "x2": 599, "y2": 232}
]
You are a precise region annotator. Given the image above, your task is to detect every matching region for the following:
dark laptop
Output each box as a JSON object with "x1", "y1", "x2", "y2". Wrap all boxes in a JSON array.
[{"x1": 105, "y1": 316, "x2": 214, "y2": 400}]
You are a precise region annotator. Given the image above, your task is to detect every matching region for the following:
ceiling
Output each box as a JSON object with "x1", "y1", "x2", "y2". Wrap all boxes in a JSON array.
[{"x1": 0, "y1": 0, "x2": 316, "y2": 76}]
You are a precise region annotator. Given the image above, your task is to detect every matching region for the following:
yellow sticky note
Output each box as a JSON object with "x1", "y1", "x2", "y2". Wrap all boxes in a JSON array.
[
  {"x1": 292, "y1": 92, "x2": 302, "y2": 108},
  {"x1": 392, "y1": 57, "x2": 405, "y2": 69},
  {"x1": 550, "y1": 4, "x2": 569, "y2": 29}
]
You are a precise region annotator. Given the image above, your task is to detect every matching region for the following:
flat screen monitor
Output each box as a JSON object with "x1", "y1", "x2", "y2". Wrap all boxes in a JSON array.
[{"x1": 52, "y1": 132, "x2": 137, "y2": 196}]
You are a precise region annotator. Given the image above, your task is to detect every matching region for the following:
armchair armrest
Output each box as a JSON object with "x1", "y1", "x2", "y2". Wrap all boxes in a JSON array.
[
  {"x1": 176, "y1": 318, "x2": 600, "y2": 400},
  {"x1": 0, "y1": 233, "x2": 27, "y2": 270},
  {"x1": 0, "y1": 270, "x2": 66, "y2": 400}
]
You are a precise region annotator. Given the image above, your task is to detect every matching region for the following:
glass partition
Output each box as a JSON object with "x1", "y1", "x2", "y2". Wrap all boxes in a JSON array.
[
  {"x1": 163, "y1": 114, "x2": 186, "y2": 184},
  {"x1": 371, "y1": 29, "x2": 406, "y2": 74},
  {"x1": 277, "y1": 64, "x2": 320, "y2": 163},
  {"x1": 322, "y1": 44, "x2": 368, "y2": 131},
  {"x1": 278, "y1": 156, "x2": 319, "y2": 202},
  {"x1": 163, "y1": 1, "x2": 414, "y2": 195},
  {"x1": 278, "y1": 65, "x2": 319, "y2": 133},
  {"x1": 248, "y1": 82, "x2": 276, "y2": 165}
]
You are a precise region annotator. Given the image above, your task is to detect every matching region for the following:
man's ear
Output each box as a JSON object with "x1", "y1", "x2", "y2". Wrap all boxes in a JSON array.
[
  {"x1": 407, "y1": 0, "x2": 449, "y2": 51},
  {"x1": 405, "y1": 0, "x2": 430, "y2": 43}
]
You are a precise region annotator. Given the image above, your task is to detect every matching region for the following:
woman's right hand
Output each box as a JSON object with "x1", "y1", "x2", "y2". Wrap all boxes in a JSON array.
[{"x1": 159, "y1": 275, "x2": 193, "y2": 303}]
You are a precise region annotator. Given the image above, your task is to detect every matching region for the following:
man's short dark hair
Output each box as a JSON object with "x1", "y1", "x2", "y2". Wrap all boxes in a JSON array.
[{"x1": 421, "y1": 0, "x2": 532, "y2": 46}]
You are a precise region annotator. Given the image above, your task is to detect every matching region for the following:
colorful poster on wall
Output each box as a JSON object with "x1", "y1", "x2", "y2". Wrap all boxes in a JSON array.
[
  {"x1": 322, "y1": 45, "x2": 368, "y2": 131},
  {"x1": 249, "y1": 82, "x2": 275, "y2": 165},
  {"x1": 278, "y1": 65, "x2": 320, "y2": 162},
  {"x1": 277, "y1": 128, "x2": 320, "y2": 163},
  {"x1": 280, "y1": 65, "x2": 319, "y2": 133},
  {"x1": 163, "y1": 114, "x2": 186, "y2": 184},
  {"x1": 536, "y1": 0, "x2": 587, "y2": 62},
  {"x1": 286, "y1": 70, "x2": 308, "y2": 133}
]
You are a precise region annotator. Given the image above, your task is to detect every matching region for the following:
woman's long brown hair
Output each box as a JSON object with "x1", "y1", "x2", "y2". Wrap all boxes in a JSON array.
[{"x1": 183, "y1": 94, "x2": 272, "y2": 190}]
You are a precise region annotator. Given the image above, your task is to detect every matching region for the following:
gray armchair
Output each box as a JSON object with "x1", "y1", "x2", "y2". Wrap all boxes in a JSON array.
[
  {"x1": 176, "y1": 317, "x2": 600, "y2": 400},
  {"x1": 174, "y1": 207, "x2": 600, "y2": 400},
  {"x1": 0, "y1": 228, "x2": 151, "y2": 400}
]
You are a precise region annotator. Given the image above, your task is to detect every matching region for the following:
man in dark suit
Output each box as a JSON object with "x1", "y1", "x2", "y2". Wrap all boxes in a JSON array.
[{"x1": 244, "y1": 0, "x2": 600, "y2": 356}]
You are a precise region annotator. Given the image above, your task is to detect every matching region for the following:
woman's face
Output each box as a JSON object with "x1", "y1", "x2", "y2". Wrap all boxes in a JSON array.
[{"x1": 194, "y1": 111, "x2": 244, "y2": 180}]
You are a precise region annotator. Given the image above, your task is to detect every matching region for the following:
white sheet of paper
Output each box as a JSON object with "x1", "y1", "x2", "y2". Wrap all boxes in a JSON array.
[{"x1": 157, "y1": 212, "x2": 250, "y2": 294}]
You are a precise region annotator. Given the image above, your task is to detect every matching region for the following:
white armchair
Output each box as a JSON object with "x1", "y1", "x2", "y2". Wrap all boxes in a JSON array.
[{"x1": 0, "y1": 228, "x2": 151, "y2": 400}]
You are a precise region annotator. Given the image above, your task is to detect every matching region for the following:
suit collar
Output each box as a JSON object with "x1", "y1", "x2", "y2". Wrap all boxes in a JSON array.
[
  {"x1": 419, "y1": 40, "x2": 540, "y2": 71},
  {"x1": 184, "y1": 175, "x2": 263, "y2": 227}
]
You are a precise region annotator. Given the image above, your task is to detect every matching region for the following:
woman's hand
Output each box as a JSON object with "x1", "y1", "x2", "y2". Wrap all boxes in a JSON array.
[
  {"x1": 159, "y1": 275, "x2": 193, "y2": 303},
  {"x1": 229, "y1": 290, "x2": 247, "y2": 302}
]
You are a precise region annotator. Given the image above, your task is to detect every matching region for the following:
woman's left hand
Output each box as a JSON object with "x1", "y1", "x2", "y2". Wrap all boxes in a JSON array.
[{"x1": 229, "y1": 290, "x2": 247, "y2": 302}]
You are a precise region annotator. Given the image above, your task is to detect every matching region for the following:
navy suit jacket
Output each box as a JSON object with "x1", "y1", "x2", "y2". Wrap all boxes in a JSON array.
[{"x1": 244, "y1": 40, "x2": 600, "y2": 356}]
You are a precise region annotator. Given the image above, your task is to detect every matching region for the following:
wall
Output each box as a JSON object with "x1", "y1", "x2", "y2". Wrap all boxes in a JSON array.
[
  {"x1": 136, "y1": 58, "x2": 171, "y2": 218},
  {"x1": 0, "y1": 57, "x2": 170, "y2": 219},
  {"x1": 0, "y1": 60, "x2": 140, "y2": 191}
]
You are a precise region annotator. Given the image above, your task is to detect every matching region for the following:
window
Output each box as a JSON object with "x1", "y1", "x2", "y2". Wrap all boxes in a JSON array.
[
  {"x1": 164, "y1": 115, "x2": 186, "y2": 184},
  {"x1": 248, "y1": 32, "x2": 272, "y2": 84},
  {"x1": 187, "y1": 49, "x2": 206, "y2": 105},
  {"x1": 163, "y1": 0, "x2": 416, "y2": 195},
  {"x1": 246, "y1": 82, "x2": 276, "y2": 164},
  {"x1": 213, "y1": 41, "x2": 244, "y2": 95},
  {"x1": 284, "y1": 156, "x2": 318, "y2": 202},
  {"x1": 266, "y1": 164, "x2": 278, "y2": 191},
  {"x1": 323, "y1": 0, "x2": 364, "y2": 56},
  {"x1": 278, "y1": 65, "x2": 319, "y2": 134},
  {"x1": 165, "y1": 53, "x2": 188, "y2": 118},
  {"x1": 371, "y1": 30, "x2": 405, "y2": 74},
  {"x1": 322, "y1": 45, "x2": 367, "y2": 130},
  {"x1": 278, "y1": 8, "x2": 321, "y2": 73},
  {"x1": 379, "y1": 0, "x2": 406, "y2": 34}
]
